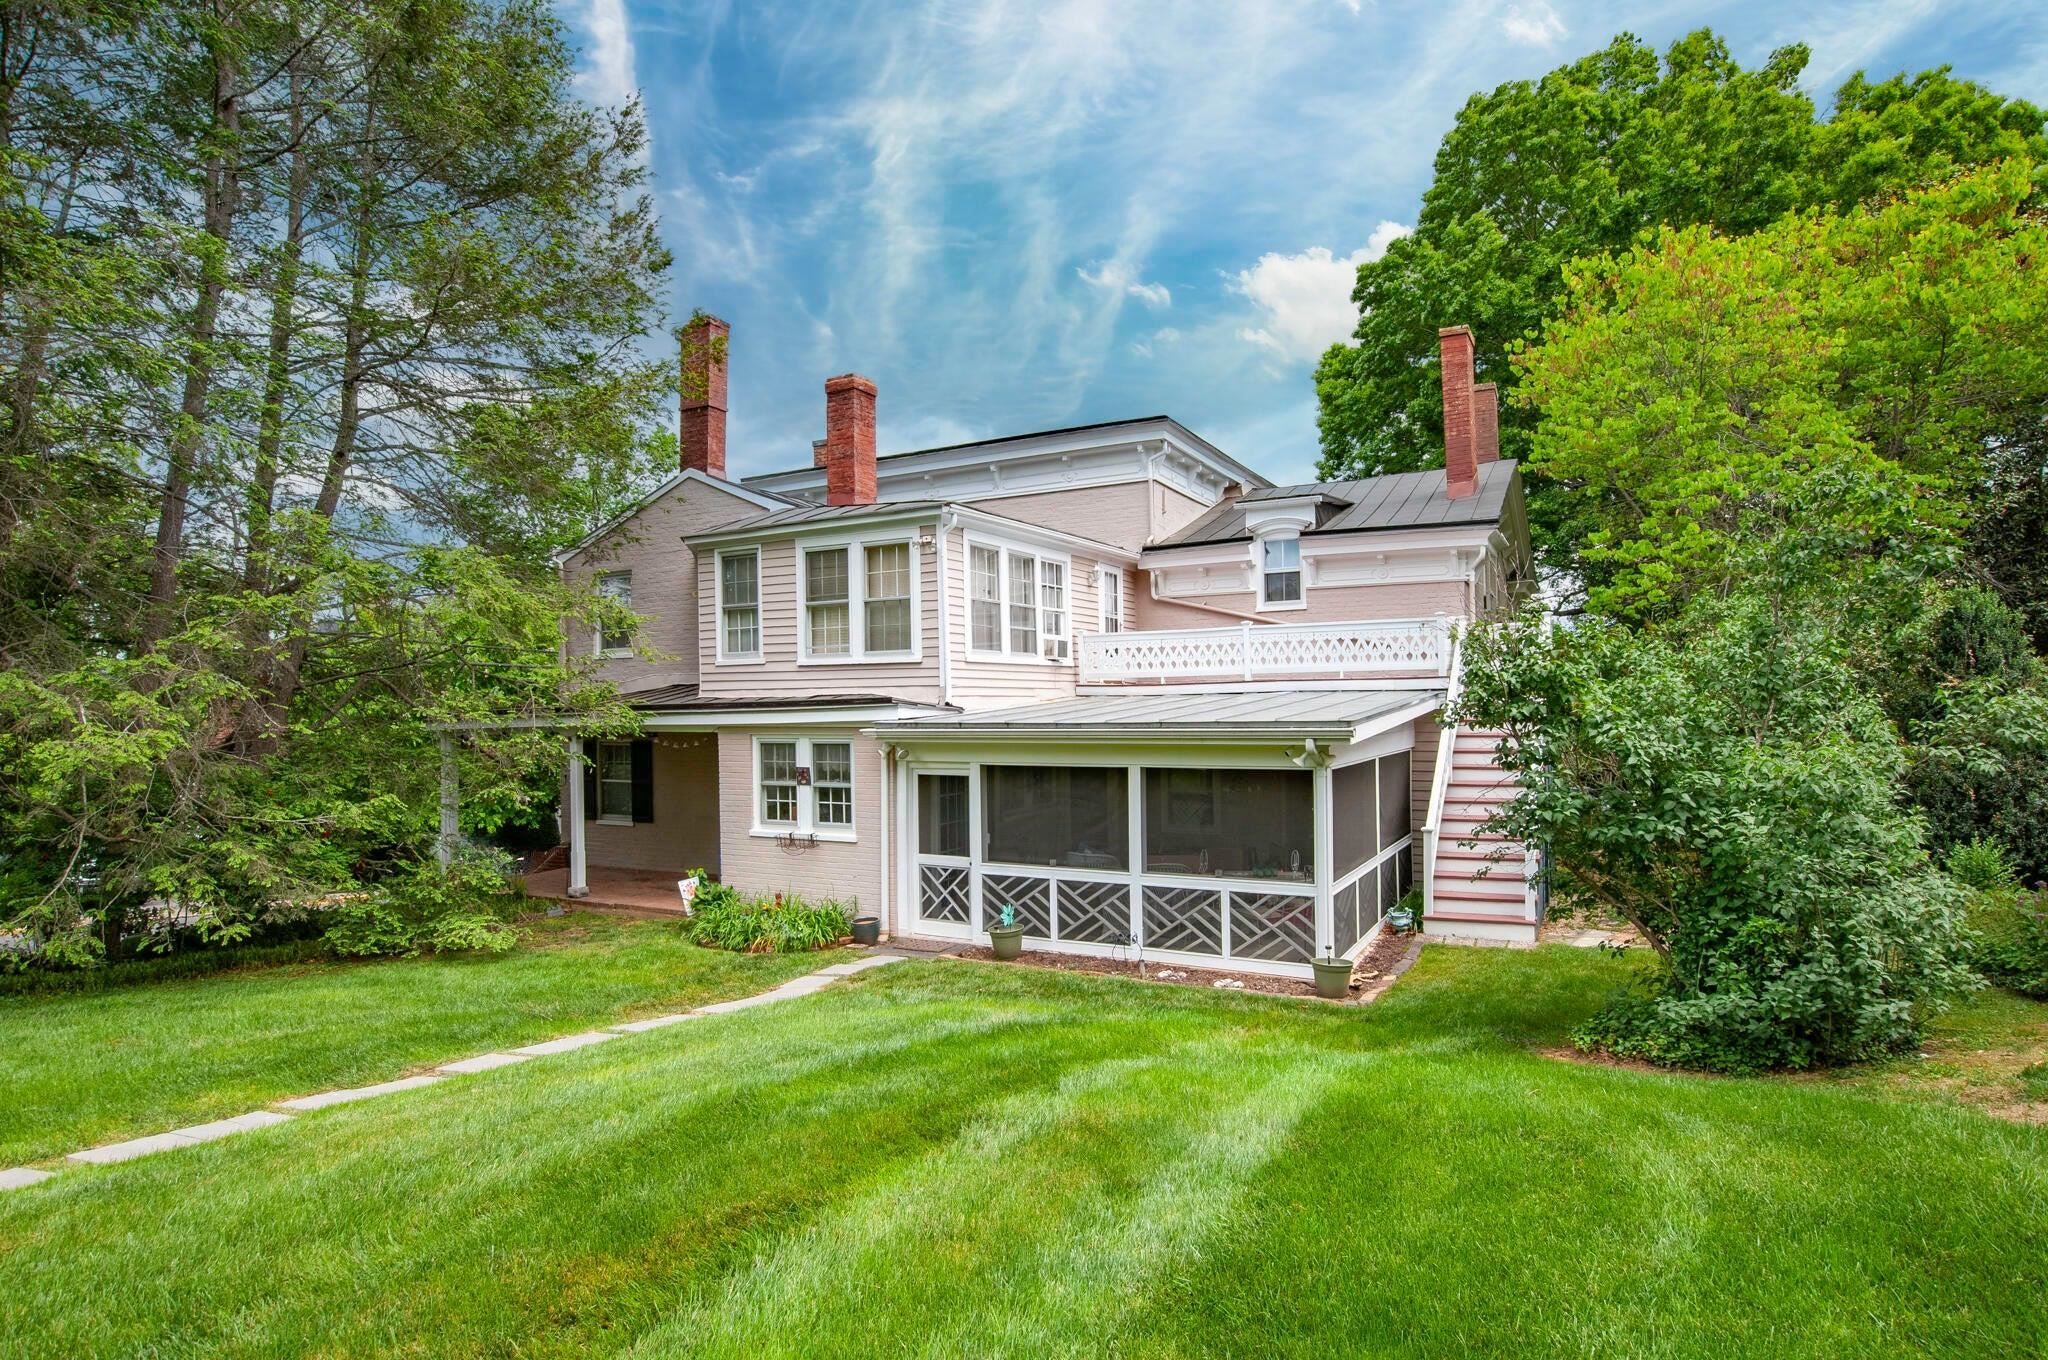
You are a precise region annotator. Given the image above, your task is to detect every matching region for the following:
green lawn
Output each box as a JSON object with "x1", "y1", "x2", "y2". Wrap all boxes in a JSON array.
[
  {"x1": 0, "y1": 913, "x2": 830, "y2": 1165},
  {"x1": 2, "y1": 945, "x2": 2044, "y2": 1358}
]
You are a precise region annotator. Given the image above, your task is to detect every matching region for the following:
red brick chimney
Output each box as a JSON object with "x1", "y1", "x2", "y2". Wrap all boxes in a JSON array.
[
  {"x1": 1473, "y1": 381, "x2": 1500, "y2": 466},
  {"x1": 822, "y1": 374, "x2": 878, "y2": 506},
  {"x1": 811, "y1": 438, "x2": 828, "y2": 468},
  {"x1": 679, "y1": 312, "x2": 729, "y2": 478},
  {"x1": 1439, "y1": 325, "x2": 1477, "y2": 500}
]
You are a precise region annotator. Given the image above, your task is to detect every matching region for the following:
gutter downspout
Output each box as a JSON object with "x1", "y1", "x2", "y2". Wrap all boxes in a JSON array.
[{"x1": 936, "y1": 509, "x2": 957, "y2": 707}]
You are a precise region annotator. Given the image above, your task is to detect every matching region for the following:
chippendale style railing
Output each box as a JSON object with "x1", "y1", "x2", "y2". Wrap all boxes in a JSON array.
[{"x1": 1078, "y1": 616, "x2": 1454, "y2": 684}]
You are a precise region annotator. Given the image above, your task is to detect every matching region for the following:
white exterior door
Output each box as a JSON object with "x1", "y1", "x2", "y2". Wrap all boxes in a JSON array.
[{"x1": 912, "y1": 770, "x2": 972, "y2": 938}]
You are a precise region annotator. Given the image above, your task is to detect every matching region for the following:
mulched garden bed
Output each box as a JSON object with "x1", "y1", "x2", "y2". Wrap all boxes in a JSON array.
[{"x1": 955, "y1": 926, "x2": 1426, "y2": 1003}]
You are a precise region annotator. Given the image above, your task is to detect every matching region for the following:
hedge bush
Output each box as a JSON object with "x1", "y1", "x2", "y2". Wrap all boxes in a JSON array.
[
  {"x1": 323, "y1": 849, "x2": 522, "y2": 958},
  {"x1": 680, "y1": 874, "x2": 850, "y2": 953}
]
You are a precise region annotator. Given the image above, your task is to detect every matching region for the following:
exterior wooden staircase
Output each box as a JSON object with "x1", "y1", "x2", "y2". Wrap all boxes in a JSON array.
[{"x1": 1422, "y1": 722, "x2": 1542, "y2": 943}]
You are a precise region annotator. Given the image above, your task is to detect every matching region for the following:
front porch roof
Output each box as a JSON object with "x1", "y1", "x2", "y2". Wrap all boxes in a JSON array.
[{"x1": 870, "y1": 688, "x2": 1443, "y2": 744}]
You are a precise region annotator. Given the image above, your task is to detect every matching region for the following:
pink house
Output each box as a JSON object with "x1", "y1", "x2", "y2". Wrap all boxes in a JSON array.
[{"x1": 512, "y1": 316, "x2": 1539, "y2": 974}]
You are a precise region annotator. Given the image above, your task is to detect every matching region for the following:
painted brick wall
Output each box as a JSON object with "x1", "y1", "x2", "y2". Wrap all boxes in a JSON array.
[
  {"x1": 572, "y1": 734, "x2": 722, "y2": 875},
  {"x1": 716, "y1": 728, "x2": 886, "y2": 917},
  {"x1": 562, "y1": 477, "x2": 769, "y2": 692}
]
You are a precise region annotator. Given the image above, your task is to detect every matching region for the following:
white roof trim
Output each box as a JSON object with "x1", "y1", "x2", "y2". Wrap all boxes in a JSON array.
[
  {"x1": 682, "y1": 500, "x2": 1136, "y2": 564},
  {"x1": 553, "y1": 468, "x2": 792, "y2": 565}
]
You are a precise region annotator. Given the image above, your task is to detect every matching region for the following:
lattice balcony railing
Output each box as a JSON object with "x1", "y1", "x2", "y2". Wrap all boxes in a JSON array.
[{"x1": 1079, "y1": 617, "x2": 1453, "y2": 683}]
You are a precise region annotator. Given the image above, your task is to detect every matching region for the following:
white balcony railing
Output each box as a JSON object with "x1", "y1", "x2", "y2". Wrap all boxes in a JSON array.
[{"x1": 1079, "y1": 616, "x2": 1453, "y2": 684}]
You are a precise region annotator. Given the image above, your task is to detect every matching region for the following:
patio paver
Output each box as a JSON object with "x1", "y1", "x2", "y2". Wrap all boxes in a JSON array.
[
  {"x1": 279, "y1": 1075, "x2": 444, "y2": 1111},
  {"x1": 438, "y1": 1052, "x2": 533, "y2": 1074},
  {"x1": 0, "y1": 1167, "x2": 56, "y2": 1191},
  {"x1": 610, "y1": 1012, "x2": 704, "y2": 1033},
  {"x1": 69, "y1": 1111, "x2": 292, "y2": 1166},
  {"x1": 511, "y1": 1031, "x2": 619, "y2": 1057}
]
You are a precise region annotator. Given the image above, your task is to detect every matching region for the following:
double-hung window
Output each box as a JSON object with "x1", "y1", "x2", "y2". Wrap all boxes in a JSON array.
[
  {"x1": 596, "y1": 740, "x2": 635, "y2": 821},
  {"x1": 719, "y1": 550, "x2": 760, "y2": 659},
  {"x1": 970, "y1": 545, "x2": 1002, "y2": 650},
  {"x1": 595, "y1": 571, "x2": 633, "y2": 654},
  {"x1": 754, "y1": 736, "x2": 856, "y2": 838},
  {"x1": 863, "y1": 544, "x2": 912, "y2": 653},
  {"x1": 1260, "y1": 536, "x2": 1302, "y2": 606},
  {"x1": 1098, "y1": 567, "x2": 1123, "y2": 633},
  {"x1": 969, "y1": 537, "x2": 1070, "y2": 662},
  {"x1": 799, "y1": 537, "x2": 918, "y2": 661},
  {"x1": 804, "y1": 547, "x2": 851, "y2": 656}
]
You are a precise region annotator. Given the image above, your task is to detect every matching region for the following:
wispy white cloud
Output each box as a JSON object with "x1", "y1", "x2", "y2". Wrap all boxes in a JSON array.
[
  {"x1": 1078, "y1": 260, "x2": 1172, "y2": 309},
  {"x1": 570, "y1": 0, "x2": 639, "y2": 108},
  {"x1": 1500, "y1": 1, "x2": 1566, "y2": 48},
  {"x1": 1231, "y1": 222, "x2": 1411, "y2": 362}
]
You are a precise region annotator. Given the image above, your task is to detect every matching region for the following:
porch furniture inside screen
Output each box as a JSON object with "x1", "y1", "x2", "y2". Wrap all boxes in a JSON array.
[{"x1": 1143, "y1": 769, "x2": 1312, "y2": 881}]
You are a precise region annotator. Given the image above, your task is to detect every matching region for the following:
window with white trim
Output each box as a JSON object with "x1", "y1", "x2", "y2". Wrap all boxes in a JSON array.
[
  {"x1": 754, "y1": 736, "x2": 858, "y2": 838},
  {"x1": 797, "y1": 535, "x2": 919, "y2": 661},
  {"x1": 1260, "y1": 536, "x2": 1302, "y2": 606},
  {"x1": 804, "y1": 547, "x2": 850, "y2": 656},
  {"x1": 863, "y1": 544, "x2": 912, "y2": 653},
  {"x1": 969, "y1": 545, "x2": 1002, "y2": 650},
  {"x1": 967, "y1": 537, "x2": 1070, "y2": 662},
  {"x1": 758, "y1": 739, "x2": 798, "y2": 825},
  {"x1": 596, "y1": 740, "x2": 634, "y2": 821},
  {"x1": 719, "y1": 550, "x2": 759, "y2": 658},
  {"x1": 812, "y1": 741, "x2": 853, "y2": 828},
  {"x1": 1098, "y1": 567, "x2": 1123, "y2": 633},
  {"x1": 595, "y1": 571, "x2": 633, "y2": 653}
]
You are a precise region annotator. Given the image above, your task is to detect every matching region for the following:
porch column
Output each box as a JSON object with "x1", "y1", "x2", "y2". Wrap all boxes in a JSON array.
[
  {"x1": 1313, "y1": 761, "x2": 1335, "y2": 958},
  {"x1": 564, "y1": 735, "x2": 589, "y2": 897},
  {"x1": 437, "y1": 733, "x2": 460, "y2": 868}
]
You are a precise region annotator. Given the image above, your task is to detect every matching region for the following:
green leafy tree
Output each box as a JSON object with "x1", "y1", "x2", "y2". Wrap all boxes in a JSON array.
[
  {"x1": 1313, "y1": 28, "x2": 2047, "y2": 579},
  {"x1": 1456, "y1": 597, "x2": 1976, "y2": 1073},
  {"x1": 1509, "y1": 162, "x2": 2048, "y2": 622},
  {"x1": 0, "y1": 0, "x2": 671, "y2": 963}
]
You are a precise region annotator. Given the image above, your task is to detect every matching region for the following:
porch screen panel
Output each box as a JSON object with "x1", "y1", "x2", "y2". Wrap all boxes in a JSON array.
[
  {"x1": 1231, "y1": 891, "x2": 1314, "y2": 964},
  {"x1": 1143, "y1": 768, "x2": 1313, "y2": 881},
  {"x1": 1057, "y1": 878, "x2": 1128, "y2": 944},
  {"x1": 1331, "y1": 761, "x2": 1377, "y2": 880},
  {"x1": 919, "y1": 864, "x2": 969, "y2": 924},
  {"x1": 917, "y1": 774, "x2": 968, "y2": 858},
  {"x1": 983, "y1": 873, "x2": 1051, "y2": 938},
  {"x1": 1379, "y1": 751, "x2": 1412, "y2": 844},
  {"x1": 1142, "y1": 885, "x2": 1222, "y2": 957},
  {"x1": 1332, "y1": 881, "x2": 1360, "y2": 958},
  {"x1": 982, "y1": 766, "x2": 1128, "y2": 870}
]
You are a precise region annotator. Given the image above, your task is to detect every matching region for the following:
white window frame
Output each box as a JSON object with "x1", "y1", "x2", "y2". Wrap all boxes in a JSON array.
[
  {"x1": 796, "y1": 533, "x2": 923, "y2": 665},
  {"x1": 963, "y1": 533, "x2": 1070, "y2": 664},
  {"x1": 715, "y1": 547, "x2": 762, "y2": 664},
  {"x1": 750, "y1": 734, "x2": 859, "y2": 842},
  {"x1": 1256, "y1": 533, "x2": 1306, "y2": 612},
  {"x1": 594, "y1": 570, "x2": 634, "y2": 655},
  {"x1": 595, "y1": 739, "x2": 634, "y2": 824},
  {"x1": 1097, "y1": 566, "x2": 1123, "y2": 633}
]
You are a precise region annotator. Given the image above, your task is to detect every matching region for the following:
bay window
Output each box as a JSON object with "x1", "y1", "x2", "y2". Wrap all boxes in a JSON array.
[{"x1": 967, "y1": 536, "x2": 1071, "y2": 662}]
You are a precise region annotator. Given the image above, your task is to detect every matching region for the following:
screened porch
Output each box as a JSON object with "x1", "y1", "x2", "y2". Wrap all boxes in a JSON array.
[{"x1": 883, "y1": 696, "x2": 1427, "y2": 978}]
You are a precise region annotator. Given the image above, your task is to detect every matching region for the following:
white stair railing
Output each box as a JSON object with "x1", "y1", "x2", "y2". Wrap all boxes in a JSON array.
[{"x1": 1420, "y1": 631, "x2": 1463, "y2": 917}]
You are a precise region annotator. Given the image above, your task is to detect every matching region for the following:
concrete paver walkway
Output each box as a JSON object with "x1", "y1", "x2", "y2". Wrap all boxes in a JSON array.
[{"x1": 4, "y1": 952, "x2": 904, "y2": 1191}]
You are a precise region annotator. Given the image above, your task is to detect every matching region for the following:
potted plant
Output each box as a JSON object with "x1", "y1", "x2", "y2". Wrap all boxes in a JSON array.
[
  {"x1": 987, "y1": 903, "x2": 1025, "y2": 960},
  {"x1": 1311, "y1": 954, "x2": 1353, "y2": 999}
]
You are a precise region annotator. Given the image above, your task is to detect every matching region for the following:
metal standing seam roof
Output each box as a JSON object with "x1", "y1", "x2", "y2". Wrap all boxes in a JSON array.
[
  {"x1": 1158, "y1": 460, "x2": 1518, "y2": 549},
  {"x1": 873, "y1": 688, "x2": 1443, "y2": 736}
]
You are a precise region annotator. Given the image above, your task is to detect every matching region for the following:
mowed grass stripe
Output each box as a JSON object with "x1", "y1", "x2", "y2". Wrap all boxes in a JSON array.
[
  {"x1": 0, "y1": 951, "x2": 2042, "y2": 1360},
  {"x1": 0, "y1": 913, "x2": 832, "y2": 1166}
]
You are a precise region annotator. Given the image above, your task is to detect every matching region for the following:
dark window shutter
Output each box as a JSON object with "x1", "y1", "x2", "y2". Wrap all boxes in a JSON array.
[
  {"x1": 581, "y1": 738, "x2": 597, "y2": 821},
  {"x1": 630, "y1": 739, "x2": 654, "y2": 823}
]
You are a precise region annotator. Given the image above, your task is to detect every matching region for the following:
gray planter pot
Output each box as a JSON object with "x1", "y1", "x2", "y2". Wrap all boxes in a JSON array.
[
  {"x1": 850, "y1": 916, "x2": 881, "y2": 946},
  {"x1": 1311, "y1": 957, "x2": 1354, "y2": 999},
  {"x1": 987, "y1": 924, "x2": 1025, "y2": 960}
]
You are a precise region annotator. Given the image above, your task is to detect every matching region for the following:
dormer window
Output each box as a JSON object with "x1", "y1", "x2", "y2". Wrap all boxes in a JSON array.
[{"x1": 1261, "y1": 536, "x2": 1302, "y2": 606}]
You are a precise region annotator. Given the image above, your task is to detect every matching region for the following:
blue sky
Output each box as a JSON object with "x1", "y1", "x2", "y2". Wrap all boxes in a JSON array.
[{"x1": 563, "y1": 0, "x2": 2046, "y2": 485}]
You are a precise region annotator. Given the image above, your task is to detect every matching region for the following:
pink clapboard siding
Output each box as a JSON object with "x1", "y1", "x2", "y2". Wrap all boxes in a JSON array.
[
  {"x1": 1137, "y1": 579, "x2": 1469, "y2": 631},
  {"x1": 695, "y1": 528, "x2": 944, "y2": 704},
  {"x1": 561, "y1": 477, "x2": 769, "y2": 692},
  {"x1": 945, "y1": 524, "x2": 1125, "y2": 712},
  {"x1": 965, "y1": 478, "x2": 1215, "y2": 552},
  {"x1": 715, "y1": 729, "x2": 886, "y2": 917}
]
